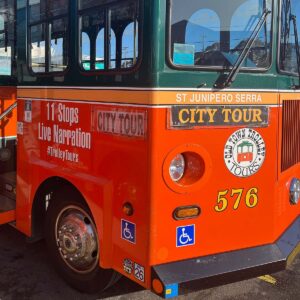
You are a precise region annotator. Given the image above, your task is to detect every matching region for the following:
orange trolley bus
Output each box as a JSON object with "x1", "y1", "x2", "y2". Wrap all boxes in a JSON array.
[{"x1": 1, "y1": 0, "x2": 300, "y2": 298}]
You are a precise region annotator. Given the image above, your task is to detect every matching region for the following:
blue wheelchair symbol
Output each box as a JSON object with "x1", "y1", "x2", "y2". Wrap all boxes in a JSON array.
[
  {"x1": 121, "y1": 219, "x2": 136, "y2": 244},
  {"x1": 176, "y1": 225, "x2": 195, "y2": 247}
]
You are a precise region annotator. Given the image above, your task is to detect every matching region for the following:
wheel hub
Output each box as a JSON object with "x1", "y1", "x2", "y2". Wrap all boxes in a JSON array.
[{"x1": 55, "y1": 206, "x2": 99, "y2": 273}]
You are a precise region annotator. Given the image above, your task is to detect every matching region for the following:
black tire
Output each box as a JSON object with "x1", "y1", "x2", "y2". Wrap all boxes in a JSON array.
[{"x1": 45, "y1": 187, "x2": 120, "y2": 293}]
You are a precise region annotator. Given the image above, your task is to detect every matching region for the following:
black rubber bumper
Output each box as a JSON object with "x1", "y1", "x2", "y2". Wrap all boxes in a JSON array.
[{"x1": 152, "y1": 217, "x2": 300, "y2": 298}]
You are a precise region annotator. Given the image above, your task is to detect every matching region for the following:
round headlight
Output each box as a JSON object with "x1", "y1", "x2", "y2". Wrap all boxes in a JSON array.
[
  {"x1": 169, "y1": 154, "x2": 185, "y2": 182},
  {"x1": 290, "y1": 178, "x2": 300, "y2": 205}
]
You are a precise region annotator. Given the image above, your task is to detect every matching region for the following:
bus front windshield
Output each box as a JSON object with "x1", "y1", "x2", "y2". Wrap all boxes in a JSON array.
[{"x1": 169, "y1": 0, "x2": 272, "y2": 70}]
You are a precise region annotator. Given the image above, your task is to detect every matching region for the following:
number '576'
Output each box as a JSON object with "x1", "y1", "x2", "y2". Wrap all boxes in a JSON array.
[{"x1": 215, "y1": 188, "x2": 258, "y2": 212}]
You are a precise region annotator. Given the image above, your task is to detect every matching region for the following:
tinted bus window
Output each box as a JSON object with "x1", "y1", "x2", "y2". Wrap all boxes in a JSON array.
[
  {"x1": 79, "y1": 0, "x2": 139, "y2": 71},
  {"x1": 79, "y1": 0, "x2": 114, "y2": 10},
  {"x1": 30, "y1": 24, "x2": 46, "y2": 73},
  {"x1": 48, "y1": 0, "x2": 68, "y2": 17},
  {"x1": 0, "y1": 0, "x2": 15, "y2": 76},
  {"x1": 279, "y1": 0, "x2": 300, "y2": 74},
  {"x1": 28, "y1": 0, "x2": 46, "y2": 23},
  {"x1": 169, "y1": 0, "x2": 272, "y2": 69},
  {"x1": 29, "y1": 0, "x2": 67, "y2": 22},
  {"x1": 28, "y1": 0, "x2": 68, "y2": 74}
]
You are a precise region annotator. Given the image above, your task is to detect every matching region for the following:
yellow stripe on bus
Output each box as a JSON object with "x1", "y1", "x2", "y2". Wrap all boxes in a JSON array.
[{"x1": 17, "y1": 88, "x2": 281, "y2": 106}]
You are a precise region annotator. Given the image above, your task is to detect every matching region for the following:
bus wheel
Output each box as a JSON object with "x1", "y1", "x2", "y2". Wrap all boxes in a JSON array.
[{"x1": 45, "y1": 191, "x2": 120, "y2": 293}]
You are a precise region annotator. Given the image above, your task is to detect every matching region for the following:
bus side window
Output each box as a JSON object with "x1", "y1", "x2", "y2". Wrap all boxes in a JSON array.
[
  {"x1": 108, "y1": 29, "x2": 116, "y2": 70},
  {"x1": 79, "y1": 0, "x2": 140, "y2": 72},
  {"x1": 28, "y1": 0, "x2": 69, "y2": 74},
  {"x1": 279, "y1": 0, "x2": 300, "y2": 74},
  {"x1": 30, "y1": 24, "x2": 46, "y2": 73},
  {"x1": 95, "y1": 27, "x2": 116, "y2": 70},
  {"x1": 0, "y1": 1, "x2": 14, "y2": 77},
  {"x1": 81, "y1": 32, "x2": 91, "y2": 70},
  {"x1": 96, "y1": 29, "x2": 105, "y2": 70},
  {"x1": 121, "y1": 21, "x2": 139, "y2": 68},
  {"x1": 50, "y1": 18, "x2": 68, "y2": 72}
]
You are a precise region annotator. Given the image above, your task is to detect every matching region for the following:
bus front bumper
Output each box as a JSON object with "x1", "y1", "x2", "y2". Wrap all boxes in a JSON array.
[{"x1": 152, "y1": 217, "x2": 300, "y2": 299}]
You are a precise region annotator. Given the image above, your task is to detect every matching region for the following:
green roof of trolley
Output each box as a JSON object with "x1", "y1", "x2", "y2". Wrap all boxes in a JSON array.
[{"x1": 237, "y1": 141, "x2": 253, "y2": 148}]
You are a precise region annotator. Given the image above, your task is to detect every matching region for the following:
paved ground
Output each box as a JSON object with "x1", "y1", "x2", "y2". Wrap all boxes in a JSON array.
[{"x1": 0, "y1": 224, "x2": 300, "y2": 300}]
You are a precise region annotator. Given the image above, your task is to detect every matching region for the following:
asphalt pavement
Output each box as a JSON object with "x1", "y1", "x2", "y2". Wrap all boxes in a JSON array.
[{"x1": 0, "y1": 224, "x2": 300, "y2": 300}]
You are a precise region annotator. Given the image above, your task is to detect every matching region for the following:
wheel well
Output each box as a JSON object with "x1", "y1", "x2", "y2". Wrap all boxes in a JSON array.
[{"x1": 31, "y1": 177, "x2": 84, "y2": 241}]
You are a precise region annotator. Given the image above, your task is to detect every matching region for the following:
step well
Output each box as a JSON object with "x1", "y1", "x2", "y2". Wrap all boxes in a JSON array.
[
  {"x1": 0, "y1": 194, "x2": 15, "y2": 213},
  {"x1": 0, "y1": 171, "x2": 16, "y2": 201}
]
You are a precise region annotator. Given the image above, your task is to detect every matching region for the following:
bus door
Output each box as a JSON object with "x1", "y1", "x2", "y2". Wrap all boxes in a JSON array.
[{"x1": 0, "y1": 0, "x2": 16, "y2": 225}]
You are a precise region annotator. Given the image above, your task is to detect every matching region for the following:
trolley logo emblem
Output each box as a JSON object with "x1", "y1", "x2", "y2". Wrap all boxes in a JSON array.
[
  {"x1": 237, "y1": 141, "x2": 254, "y2": 163},
  {"x1": 176, "y1": 225, "x2": 195, "y2": 247},
  {"x1": 224, "y1": 128, "x2": 266, "y2": 178},
  {"x1": 121, "y1": 219, "x2": 136, "y2": 244}
]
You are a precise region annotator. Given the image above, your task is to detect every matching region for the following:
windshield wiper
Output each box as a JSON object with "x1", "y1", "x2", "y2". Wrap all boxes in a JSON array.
[
  {"x1": 290, "y1": 14, "x2": 300, "y2": 89},
  {"x1": 215, "y1": 9, "x2": 271, "y2": 89},
  {"x1": 281, "y1": 0, "x2": 292, "y2": 62}
]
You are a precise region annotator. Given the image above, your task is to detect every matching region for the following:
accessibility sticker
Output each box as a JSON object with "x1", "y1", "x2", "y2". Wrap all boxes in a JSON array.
[
  {"x1": 121, "y1": 219, "x2": 136, "y2": 244},
  {"x1": 176, "y1": 225, "x2": 195, "y2": 247}
]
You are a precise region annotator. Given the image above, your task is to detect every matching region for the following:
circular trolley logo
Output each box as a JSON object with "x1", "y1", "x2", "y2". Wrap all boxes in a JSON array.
[{"x1": 224, "y1": 128, "x2": 266, "y2": 178}]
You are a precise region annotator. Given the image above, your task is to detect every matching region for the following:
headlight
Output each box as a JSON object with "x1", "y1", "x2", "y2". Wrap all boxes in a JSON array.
[
  {"x1": 169, "y1": 154, "x2": 185, "y2": 182},
  {"x1": 290, "y1": 178, "x2": 300, "y2": 205}
]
